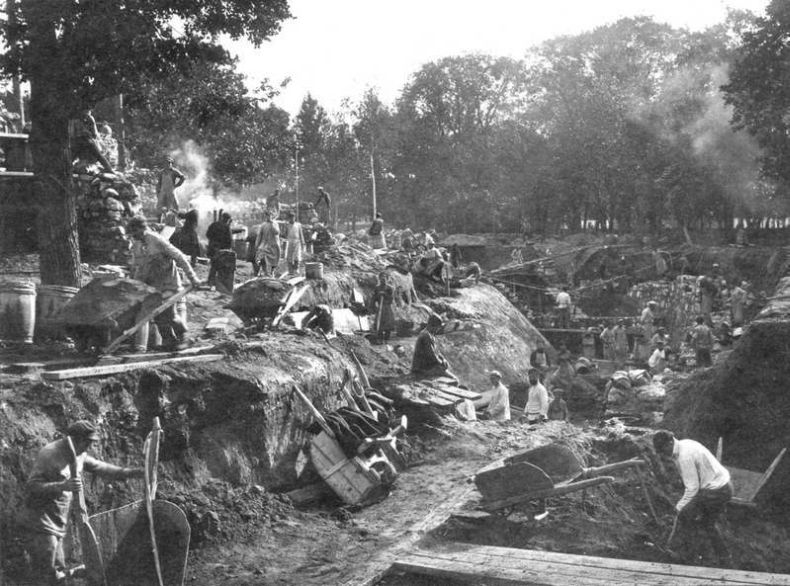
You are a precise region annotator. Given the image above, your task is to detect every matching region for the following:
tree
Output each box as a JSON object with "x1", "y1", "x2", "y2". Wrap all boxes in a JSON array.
[
  {"x1": 3, "y1": 0, "x2": 290, "y2": 285},
  {"x1": 723, "y1": 1, "x2": 790, "y2": 187}
]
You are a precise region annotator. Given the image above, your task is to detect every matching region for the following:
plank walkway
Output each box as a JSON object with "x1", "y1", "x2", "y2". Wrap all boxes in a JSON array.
[{"x1": 393, "y1": 542, "x2": 790, "y2": 585}]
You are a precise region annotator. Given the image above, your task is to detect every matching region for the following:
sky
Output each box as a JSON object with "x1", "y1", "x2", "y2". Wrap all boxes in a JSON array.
[{"x1": 227, "y1": 0, "x2": 771, "y2": 117}]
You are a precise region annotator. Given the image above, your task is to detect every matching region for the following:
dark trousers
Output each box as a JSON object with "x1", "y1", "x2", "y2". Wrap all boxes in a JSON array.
[
  {"x1": 557, "y1": 307, "x2": 570, "y2": 329},
  {"x1": 696, "y1": 347, "x2": 712, "y2": 367},
  {"x1": 678, "y1": 482, "x2": 732, "y2": 564},
  {"x1": 153, "y1": 304, "x2": 186, "y2": 347}
]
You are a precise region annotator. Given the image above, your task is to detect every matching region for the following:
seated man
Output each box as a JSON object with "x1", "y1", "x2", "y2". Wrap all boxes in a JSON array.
[
  {"x1": 473, "y1": 370, "x2": 510, "y2": 421},
  {"x1": 411, "y1": 314, "x2": 457, "y2": 381}
]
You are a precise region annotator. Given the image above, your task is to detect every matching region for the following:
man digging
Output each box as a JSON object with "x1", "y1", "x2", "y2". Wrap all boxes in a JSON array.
[
  {"x1": 653, "y1": 430, "x2": 733, "y2": 566},
  {"x1": 23, "y1": 421, "x2": 143, "y2": 584}
]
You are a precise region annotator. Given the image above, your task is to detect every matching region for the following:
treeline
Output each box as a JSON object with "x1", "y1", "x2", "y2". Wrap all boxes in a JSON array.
[{"x1": 117, "y1": 9, "x2": 790, "y2": 235}]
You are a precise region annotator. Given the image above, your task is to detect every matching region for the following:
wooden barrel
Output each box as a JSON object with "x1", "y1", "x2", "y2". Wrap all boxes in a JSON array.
[
  {"x1": 36, "y1": 284, "x2": 79, "y2": 340},
  {"x1": 0, "y1": 280, "x2": 36, "y2": 343},
  {"x1": 305, "y1": 262, "x2": 324, "y2": 280}
]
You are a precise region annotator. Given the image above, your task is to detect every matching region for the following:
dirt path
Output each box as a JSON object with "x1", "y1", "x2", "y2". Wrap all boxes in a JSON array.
[{"x1": 186, "y1": 429, "x2": 491, "y2": 585}]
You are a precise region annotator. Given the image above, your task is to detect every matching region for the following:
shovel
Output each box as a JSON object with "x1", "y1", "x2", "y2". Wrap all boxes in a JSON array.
[
  {"x1": 143, "y1": 418, "x2": 165, "y2": 586},
  {"x1": 65, "y1": 437, "x2": 108, "y2": 586}
]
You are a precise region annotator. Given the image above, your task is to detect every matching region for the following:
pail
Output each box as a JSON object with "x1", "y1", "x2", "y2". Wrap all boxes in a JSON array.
[
  {"x1": 233, "y1": 239, "x2": 249, "y2": 260},
  {"x1": 305, "y1": 262, "x2": 324, "y2": 280},
  {"x1": 0, "y1": 281, "x2": 36, "y2": 343},
  {"x1": 36, "y1": 284, "x2": 79, "y2": 339}
]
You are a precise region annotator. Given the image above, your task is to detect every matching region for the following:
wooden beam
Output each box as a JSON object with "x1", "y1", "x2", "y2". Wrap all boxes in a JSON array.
[
  {"x1": 394, "y1": 543, "x2": 790, "y2": 585},
  {"x1": 41, "y1": 354, "x2": 223, "y2": 380}
]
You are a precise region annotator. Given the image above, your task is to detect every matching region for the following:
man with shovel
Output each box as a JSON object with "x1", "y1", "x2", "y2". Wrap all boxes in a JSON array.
[
  {"x1": 653, "y1": 430, "x2": 732, "y2": 565},
  {"x1": 23, "y1": 421, "x2": 144, "y2": 584}
]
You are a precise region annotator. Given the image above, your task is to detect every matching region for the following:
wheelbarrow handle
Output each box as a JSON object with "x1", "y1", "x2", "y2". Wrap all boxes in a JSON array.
[{"x1": 578, "y1": 457, "x2": 644, "y2": 479}]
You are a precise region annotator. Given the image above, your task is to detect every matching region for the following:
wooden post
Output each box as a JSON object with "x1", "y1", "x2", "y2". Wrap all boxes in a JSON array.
[{"x1": 370, "y1": 150, "x2": 377, "y2": 218}]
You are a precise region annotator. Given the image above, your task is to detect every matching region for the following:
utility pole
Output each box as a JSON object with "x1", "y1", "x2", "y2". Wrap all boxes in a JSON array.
[{"x1": 370, "y1": 151, "x2": 377, "y2": 218}]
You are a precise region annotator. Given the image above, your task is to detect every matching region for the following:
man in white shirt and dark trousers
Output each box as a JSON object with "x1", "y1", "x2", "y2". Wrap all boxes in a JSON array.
[
  {"x1": 524, "y1": 368, "x2": 549, "y2": 424},
  {"x1": 653, "y1": 430, "x2": 732, "y2": 565},
  {"x1": 473, "y1": 370, "x2": 511, "y2": 421},
  {"x1": 555, "y1": 286, "x2": 572, "y2": 329}
]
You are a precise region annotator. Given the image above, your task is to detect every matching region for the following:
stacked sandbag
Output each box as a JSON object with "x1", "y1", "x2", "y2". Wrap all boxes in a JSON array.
[
  {"x1": 603, "y1": 368, "x2": 664, "y2": 423},
  {"x1": 75, "y1": 172, "x2": 140, "y2": 264}
]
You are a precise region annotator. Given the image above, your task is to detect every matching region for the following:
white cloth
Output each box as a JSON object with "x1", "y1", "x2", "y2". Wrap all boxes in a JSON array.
[
  {"x1": 525, "y1": 382, "x2": 549, "y2": 420},
  {"x1": 673, "y1": 438, "x2": 731, "y2": 511},
  {"x1": 648, "y1": 348, "x2": 666, "y2": 371},
  {"x1": 556, "y1": 291, "x2": 571, "y2": 308}
]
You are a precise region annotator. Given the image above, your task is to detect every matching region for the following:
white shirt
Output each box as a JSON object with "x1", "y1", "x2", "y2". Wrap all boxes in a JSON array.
[
  {"x1": 673, "y1": 438, "x2": 730, "y2": 511},
  {"x1": 556, "y1": 291, "x2": 571, "y2": 309},
  {"x1": 526, "y1": 382, "x2": 549, "y2": 420},
  {"x1": 474, "y1": 382, "x2": 511, "y2": 421},
  {"x1": 648, "y1": 348, "x2": 666, "y2": 370}
]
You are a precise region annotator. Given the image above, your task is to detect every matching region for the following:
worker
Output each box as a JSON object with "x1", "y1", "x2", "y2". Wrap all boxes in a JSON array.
[
  {"x1": 411, "y1": 314, "x2": 457, "y2": 381},
  {"x1": 205, "y1": 211, "x2": 234, "y2": 293},
  {"x1": 730, "y1": 281, "x2": 748, "y2": 327},
  {"x1": 70, "y1": 109, "x2": 115, "y2": 173},
  {"x1": 254, "y1": 209, "x2": 281, "y2": 277},
  {"x1": 128, "y1": 216, "x2": 201, "y2": 350},
  {"x1": 698, "y1": 272, "x2": 718, "y2": 326},
  {"x1": 371, "y1": 271, "x2": 396, "y2": 344},
  {"x1": 303, "y1": 304, "x2": 334, "y2": 336},
  {"x1": 650, "y1": 326, "x2": 668, "y2": 351},
  {"x1": 547, "y1": 386, "x2": 569, "y2": 421},
  {"x1": 652, "y1": 430, "x2": 732, "y2": 565},
  {"x1": 529, "y1": 344, "x2": 551, "y2": 375},
  {"x1": 314, "y1": 186, "x2": 332, "y2": 225},
  {"x1": 613, "y1": 319, "x2": 629, "y2": 367},
  {"x1": 555, "y1": 286, "x2": 572, "y2": 329},
  {"x1": 156, "y1": 156, "x2": 186, "y2": 212},
  {"x1": 23, "y1": 421, "x2": 143, "y2": 584},
  {"x1": 600, "y1": 322, "x2": 616, "y2": 361},
  {"x1": 368, "y1": 212, "x2": 386, "y2": 250},
  {"x1": 524, "y1": 368, "x2": 549, "y2": 424},
  {"x1": 473, "y1": 370, "x2": 511, "y2": 421},
  {"x1": 648, "y1": 340, "x2": 667, "y2": 374},
  {"x1": 638, "y1": 301, "x2": 657, "y2": 360},
  {"x1": 691, "y1": 316, "x2": 714, "y2": 367},
  {"x1": 416, "y1": 241, "x2": 447, "y2": 283},
  {"x1": 266, "y1": 188, "x2": 281, "y2": 220},
  {"x1": 448, "y1": 243, "x2": 463, "y2": 268},
  {"x1": 169, "y1": 208, "x2": 201, "y2": 266},
  {"x1": 284, "y1": 211, "x2": 305, "y2": 275}
]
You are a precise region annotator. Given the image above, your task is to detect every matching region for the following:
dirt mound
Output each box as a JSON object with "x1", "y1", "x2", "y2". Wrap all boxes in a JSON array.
[{"x1": 663, "y1": 305, "x2": 790, "y2": 514}]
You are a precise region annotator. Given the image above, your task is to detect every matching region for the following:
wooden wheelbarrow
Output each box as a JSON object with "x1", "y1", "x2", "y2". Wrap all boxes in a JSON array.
[{"x1": 475, "y1": 444, "x2": 646, "y2": 513}]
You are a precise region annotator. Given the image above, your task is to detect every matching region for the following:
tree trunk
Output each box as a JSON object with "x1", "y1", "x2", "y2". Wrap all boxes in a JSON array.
[{"x1": 23, "y1": 0, "x2": 81, "y2": 287}]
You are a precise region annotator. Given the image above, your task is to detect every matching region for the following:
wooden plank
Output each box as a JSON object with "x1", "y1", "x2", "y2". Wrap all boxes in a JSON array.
[
  {"x1": 441, "y1": 544, "x2": 790, "y2": 585},
  {"x1": 395, "y1": 549, "x2": 690, "y2": 585},
  {"x1": 112, "y1": 345, "x2": 216, "y2": 363},
  {"x1": 395, "y1": 544, "x2": 790, "y2": 585},
  {"x1": 41, "y1": 354, "x2": 223, "y2": 380},
  {"x1": 423, "y1": 381, "x2": 481, "y2": 401}
]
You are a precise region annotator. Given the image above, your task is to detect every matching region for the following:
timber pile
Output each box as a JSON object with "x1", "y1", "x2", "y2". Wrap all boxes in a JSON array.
[{"x1": 75, "y1": 171, "x2": 140, "y2": 264}]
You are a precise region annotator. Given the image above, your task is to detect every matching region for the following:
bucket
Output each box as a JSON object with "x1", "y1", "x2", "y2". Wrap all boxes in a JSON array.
[
  {"x1": 233, "y1": 239, "x2": 249, "y2": 260},
  {"x1": 305, "y1": 262, "x2": 324, "y2": 280},
  {"x1": 0, "y1": 281, "x2": 36, "y2": 343},
  {"x1": 36, "y1": 284, "x2": 79, "y2": 340}
]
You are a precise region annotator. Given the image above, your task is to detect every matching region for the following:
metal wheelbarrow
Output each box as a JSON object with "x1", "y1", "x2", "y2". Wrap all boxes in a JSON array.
[{"x1": 475, "y1": 443, "x2": 645, "y2": 513}]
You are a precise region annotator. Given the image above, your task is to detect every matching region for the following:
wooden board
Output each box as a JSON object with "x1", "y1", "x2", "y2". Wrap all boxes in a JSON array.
[
  {"x1": 309, "y1": 430, "x2": 382, "y2": 506},
  {"x1": 394, "y1": 543, "x2": 790, "y2": 585},
  {"x1": 41, "y1": 354, "x2": 223, "y2": 380},
  {"x1": 90, "y1": 500, "x2": 190, "y2": 586},
  {"x1": 422, "y1": 380, "x2": 481, "y2": 401}
]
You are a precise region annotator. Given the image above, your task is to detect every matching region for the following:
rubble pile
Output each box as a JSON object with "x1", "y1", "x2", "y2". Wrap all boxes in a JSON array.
[{"x1": 75, "y1": 172, "x2": 140, "y2": 264}]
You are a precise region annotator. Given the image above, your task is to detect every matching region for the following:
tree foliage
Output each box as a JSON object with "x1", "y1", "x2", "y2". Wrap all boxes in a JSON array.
[{"x1": 723, "y1": 0, "x2": 790, "y2": 187}]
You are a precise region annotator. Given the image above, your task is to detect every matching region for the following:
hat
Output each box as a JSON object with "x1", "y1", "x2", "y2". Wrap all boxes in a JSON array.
[
  {"x1": 127, "y1": 216, "x2": 147, "y2": 232},
  {"x1": 488, "y1": 370, "x2": 502, "y2": 379},
  {"x1": 427, "y1": 314, "x2": 444, "y2": 328},
  {"x1": 648, "y1": 300, "x2": 657, "y2": 307},
  {"x1": 67, "y1": 420, "x2": 100, "y2": 441}
]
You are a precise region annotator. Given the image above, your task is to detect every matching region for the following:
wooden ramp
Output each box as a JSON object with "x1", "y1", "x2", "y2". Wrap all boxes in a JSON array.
[{"x1": 393, "y1": 542, "x2": 790, "y2": 585}]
